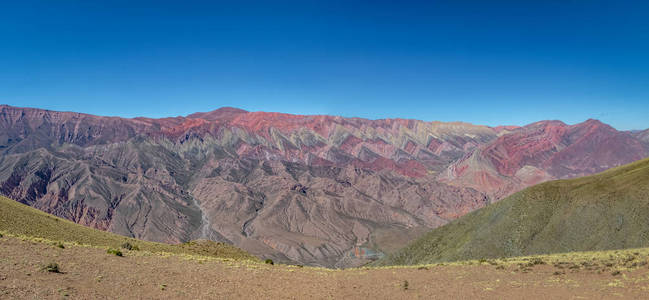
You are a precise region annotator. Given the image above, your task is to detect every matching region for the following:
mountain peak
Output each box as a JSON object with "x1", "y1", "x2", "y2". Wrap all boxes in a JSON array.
[
  {"x1": 187, "y1": 107, "x2": 248, "y2": 121},
  {"x1": 582, "y1": 118, "x2": 605, "y2": 126},
  {"x1": 573, "y1": 118, "x2": 616, "y2": 132}
]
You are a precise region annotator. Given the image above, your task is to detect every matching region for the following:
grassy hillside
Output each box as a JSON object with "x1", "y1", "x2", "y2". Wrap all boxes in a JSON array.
[
  {"x1": 374, "y1": 157, "x2": 649, "y2": 266},
  {"x1": 0, "y1": 196, "x2": 258, "y2": 261}
]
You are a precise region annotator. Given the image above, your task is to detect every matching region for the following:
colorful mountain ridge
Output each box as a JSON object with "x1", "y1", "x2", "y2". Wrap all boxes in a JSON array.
[{"x1": 1, "y1": 104, "x2": 647, "y2": 267}]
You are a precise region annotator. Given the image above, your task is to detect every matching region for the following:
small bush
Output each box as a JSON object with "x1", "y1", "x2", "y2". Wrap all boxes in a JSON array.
[
  {"x1": 44, "y1": 262, "x2": 61, "y2": 273},
  {"x1": 0, "y1": 232, "x2": 3, "y2": 238},
  {"x1": 402, "y1": 280, "x2": 409, "y2": 290},
  {"x1": 107, "y1": 248, "x2": 123, "y2": 257},
  {"x1": 611, "y1": 270, "x2": 621, "y2": 276},
  {"x1": 56, "y1": 243, "x2": 65, "y2": 249},
  {"x1": 121, "y1": 242, "x2": 139, "y2": 251},
  {"x1": 264, "y1": 259, "x2": 274, "y2": 265}
]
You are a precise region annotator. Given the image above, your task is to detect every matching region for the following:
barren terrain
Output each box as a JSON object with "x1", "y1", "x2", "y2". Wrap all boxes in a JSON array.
[{"x1": 2, "y1": 235, "x2": 649, "y2": 299}]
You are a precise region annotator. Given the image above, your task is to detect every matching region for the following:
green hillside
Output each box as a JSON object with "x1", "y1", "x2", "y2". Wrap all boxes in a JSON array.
[
  {"x1": 0, "y1": 196, "x2": 258, "y2": 261},
  {"x1": 374, "y1": 157, "x2": 649, "y2": 266}
]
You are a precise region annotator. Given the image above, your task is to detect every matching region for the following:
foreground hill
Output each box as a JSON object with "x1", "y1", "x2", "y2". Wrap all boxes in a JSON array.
[
  {"x1": 2, "y1": 234, "x2": 649, "y2": 299},
  {"x1": 1, "y1": 104, "x2": 647, "y2": 267},
  {"x1": 0, "y1": 196, "x2": 257, "y2": 261},
  {"x1": 375, "y1": 157, "x2": 649, "y2": 266}
]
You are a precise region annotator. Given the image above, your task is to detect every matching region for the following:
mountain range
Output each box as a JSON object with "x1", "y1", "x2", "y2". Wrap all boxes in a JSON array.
[{"x1": 1, "y1": 104, "x2": 647, "y2": 267}]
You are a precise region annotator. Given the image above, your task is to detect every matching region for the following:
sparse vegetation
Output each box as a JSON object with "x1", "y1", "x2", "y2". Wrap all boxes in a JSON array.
[
  {"x1": 107, "y1": 248, "x2": 123, "y2": 257},
  {"x1": 265, "y1": 259, "x2": 274, "y2": 265},
  {"x1": 43, "y1": 262, "x2": 61, "y2": 273},
  {"x1": 121, "y1": 242, "x2": 139, "y2": 251},
  {"x1": 3, "y1": 229, "x2": 649, "y2": 298}
]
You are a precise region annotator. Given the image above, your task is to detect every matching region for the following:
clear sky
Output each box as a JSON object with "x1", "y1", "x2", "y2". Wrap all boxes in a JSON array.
[{"x1": 1, "y1": 1, "x2": 648, "y2": 130}]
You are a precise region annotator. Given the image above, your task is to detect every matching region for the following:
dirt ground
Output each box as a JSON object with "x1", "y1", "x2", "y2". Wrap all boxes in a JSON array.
[{"x1": 2, "y1": 236, "x2": 649, "y2": 299}]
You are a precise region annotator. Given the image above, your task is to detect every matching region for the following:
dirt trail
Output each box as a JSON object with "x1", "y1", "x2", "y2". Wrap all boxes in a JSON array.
[{"x1": 1, "y1": 236, "x2": 649, "y2": 299}]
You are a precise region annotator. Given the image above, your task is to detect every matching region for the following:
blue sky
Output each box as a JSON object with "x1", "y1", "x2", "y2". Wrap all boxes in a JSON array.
[{"x1": 1, "y1": 1, "x2": 648, "y2": 130}]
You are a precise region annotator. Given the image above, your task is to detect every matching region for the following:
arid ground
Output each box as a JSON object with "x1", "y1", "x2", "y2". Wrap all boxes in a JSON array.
[{"x1": 2, "y1": 235, "x2": 649, "y2": 299}]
